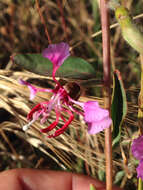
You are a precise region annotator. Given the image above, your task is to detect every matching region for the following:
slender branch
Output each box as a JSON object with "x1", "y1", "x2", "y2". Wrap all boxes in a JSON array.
[
  {"x1": 57, "y1": 0, "x2": 68, "y2": 41},
  {"x1": 35, "y1": 0, "x2": 52, "y2": 44},
  {"x1": 100, "y1": 1, "x2": 112, "y2": 190}
]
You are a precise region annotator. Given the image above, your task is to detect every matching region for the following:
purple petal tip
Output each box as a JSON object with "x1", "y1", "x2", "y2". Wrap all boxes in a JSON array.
[
  {"x1": 132, "y1": 135, "x2": 143, "y2": 160},
  {"x1": 42, "y1": 42, "x2": 70, "y2": 68}
]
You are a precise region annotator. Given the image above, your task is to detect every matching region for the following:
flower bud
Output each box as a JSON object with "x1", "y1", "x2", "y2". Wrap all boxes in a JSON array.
[{"x1": 115, "y1": 6, "x2": 143, "y2": 54}]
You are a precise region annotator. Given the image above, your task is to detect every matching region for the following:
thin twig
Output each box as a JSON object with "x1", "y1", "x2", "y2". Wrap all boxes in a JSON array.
[
  {"x1": 35, "y1": 0, "x2": 52, "y2": 44},
  {"x1": 100, "y1": 1, "x2": 112, "y2": 190},
  {"x1": 57, "y1": 0, "x2": 68, "y2": 41}
]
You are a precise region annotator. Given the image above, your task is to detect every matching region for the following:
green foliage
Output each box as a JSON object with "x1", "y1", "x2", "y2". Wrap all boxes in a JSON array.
[
  {"x1": 98, "y1": 168, "x2": 105, "y2": 181},
  {"x1": 13, "y1": 54, "x2": 96, "y2": 80},
  {"x1": 115, "y1": 6, "x2": 143, "y2": 54},
  {"x1": 114, "y1": 171, "x2": 125, "y2": 185},
  {"x1": 111, "y1": 70, "x2": 127, "y2": 147},
  {"x1": 90, "y1": 184, "x2": 97, "y2": 190}
]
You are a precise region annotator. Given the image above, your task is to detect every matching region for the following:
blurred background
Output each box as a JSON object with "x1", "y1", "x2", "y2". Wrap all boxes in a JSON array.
[{"x1": 0, "y1": 0, "x2": 143, "y2": 189}]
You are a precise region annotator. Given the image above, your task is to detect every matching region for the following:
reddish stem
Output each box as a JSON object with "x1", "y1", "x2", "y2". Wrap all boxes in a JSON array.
[
  {"x1": 35, "y1": 0, "x2": 52, "y2": 44},
  {"x1": 56, "y1": 0, "x2": 68, "y2": 41},
  {"x1": 52, "y1": 69, "x2": 62, "y2": 87},
  {"x1": 100, "y1": 1, "x2": 112, "y2": 190}
]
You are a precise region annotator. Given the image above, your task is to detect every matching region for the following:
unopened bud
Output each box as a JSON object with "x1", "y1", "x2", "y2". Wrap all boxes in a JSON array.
[{"x1": 115, "y1": 6, "x2": 143, "y2": 55}]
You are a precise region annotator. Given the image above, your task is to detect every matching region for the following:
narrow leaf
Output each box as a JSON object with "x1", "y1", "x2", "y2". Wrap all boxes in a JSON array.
[
  {"x1": 114, "y1": 171, "x2": 125, "y2": 185},
  {"x1": 13, "y1": 53, "x2": 96, "y2": 79},
  {"x1": 111, "y1": 70, "x2": 127, "y2": 147}
]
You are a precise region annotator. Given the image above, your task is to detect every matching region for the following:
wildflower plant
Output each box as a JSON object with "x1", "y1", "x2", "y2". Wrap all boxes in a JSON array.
[
  {"x1": 11, "y1": 0, "x2": 143, "y2": 188},
  {"x1": 20, "y1": 42, "x2": 112, "y2": 138}
]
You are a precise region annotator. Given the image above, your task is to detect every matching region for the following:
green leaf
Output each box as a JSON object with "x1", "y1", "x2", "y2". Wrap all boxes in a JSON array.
[
  {"x1": 114, "y1": 171, "x2": 125, "y2": 185},
  {"x1": 13, "y1": 53, "x2": 96, "y2": 79},
  {"x1": 111, "y1": 70, "x2": 127, "y2": 147},
  {"x1": 90, "y1": 184, "x2": 97, "y2": 190},
  {"x1": 98, "y1": 168, "x2": 105, "y2": 181}
]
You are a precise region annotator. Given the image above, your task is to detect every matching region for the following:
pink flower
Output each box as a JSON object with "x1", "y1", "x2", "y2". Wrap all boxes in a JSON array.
[
  {"x1": 131, "y1": 135, "x2": 143, "y2": 161},
  {"x1": 20, "y1": 42, "x2": 112, "y2": 137},
  {"x1": 83, "y1": 101, "x2": 112, "y2": 134},
  {"x1": 19, "y1": 79, "x2": 52, "y2": 100},
  {"x1": 131, "y1": 135, "x2": 143, "y2": 180},
  {"x1": 42, "y1": 42, "x2": 70, "y2": 80}
]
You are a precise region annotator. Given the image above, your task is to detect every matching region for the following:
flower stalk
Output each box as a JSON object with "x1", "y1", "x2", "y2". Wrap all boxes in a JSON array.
[
  {"x1": 138, "y1": 178, "x2": 143, "y2": 190},
  {"x1": 138, "y1": 55, "x2": 143, "y2": 135},
  {"x1": 100, "y1": 0, "x2": 112, "y2": 190},
  {"x1": 137, "y1": 54, "x2": 143, "y2": 188},
  {"x1": 35, "y1": 0, "x2": 52, "y2": 44}
]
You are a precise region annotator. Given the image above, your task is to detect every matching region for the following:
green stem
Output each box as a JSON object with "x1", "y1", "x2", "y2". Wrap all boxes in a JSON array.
[
  {"x1": 138, "y1": 55, "x2": 143, "y2": 135},
  {"x1": 138, "y1": 178, "x2": 143, "y2": 190},
  {"x1": 138, "y1": 55, "x2": 143, "y2": 190}
]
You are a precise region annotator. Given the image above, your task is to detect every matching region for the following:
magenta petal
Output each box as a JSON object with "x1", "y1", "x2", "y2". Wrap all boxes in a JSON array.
[
  {"x1": 42, "y1": 42, "x2": 70, "y2": 69},
  {"x1": 131, "y1": 135, "x2": 143, "y2": 160},
  {"x1": 19, "y1": 79, "x2": 53, "y2": 100},
  {"x1": 19, "y1": 79, "x2": 37, "y2": 100},
  {"x1": 137, "y1": 159, "x2": 143, "y2": 180},
  {"x1": 83, "y1": 101, "x2": 112, "y2": 134},
  {"x1": 87, "y1": 116, "x2": 112, "y2": 134},
  {"x1": 83, "y1": 101, "x2": 110, "y2": 122}
]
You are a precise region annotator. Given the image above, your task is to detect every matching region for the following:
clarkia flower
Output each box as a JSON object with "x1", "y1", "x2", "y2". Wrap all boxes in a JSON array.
[
  {"x1": 131, "y1": 135, "x2": 143, "y2": 161},
  {"x1": 83, "y1": 101, "x2": 112, "y2": 134},
  {"x1": 21, "y1": 42, "x2": 112, "y2": 138},
  {"x1": 132, "y1": 135, "x2": 143, "y2": 180}
]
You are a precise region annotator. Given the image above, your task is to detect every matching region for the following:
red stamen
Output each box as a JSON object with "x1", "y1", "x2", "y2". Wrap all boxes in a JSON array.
[
  {"x1": 41, "y1": 121, "x2": 58, "y2": 133},
  {"x1": 41, "y1": 112, "x2": 60, "y2": 133},
  {"x1": 48, "y1": 110, "x2": 74, "y2": 138},
  {"x1": 27, "y1": 101, "x2": 49, "y2": 120},
  {"x1": 60, "y1": 114, "x2": 66, "y2": 122},
  {"x1": 27, "y1": 104, "x2": 42, "y2": 120}
]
